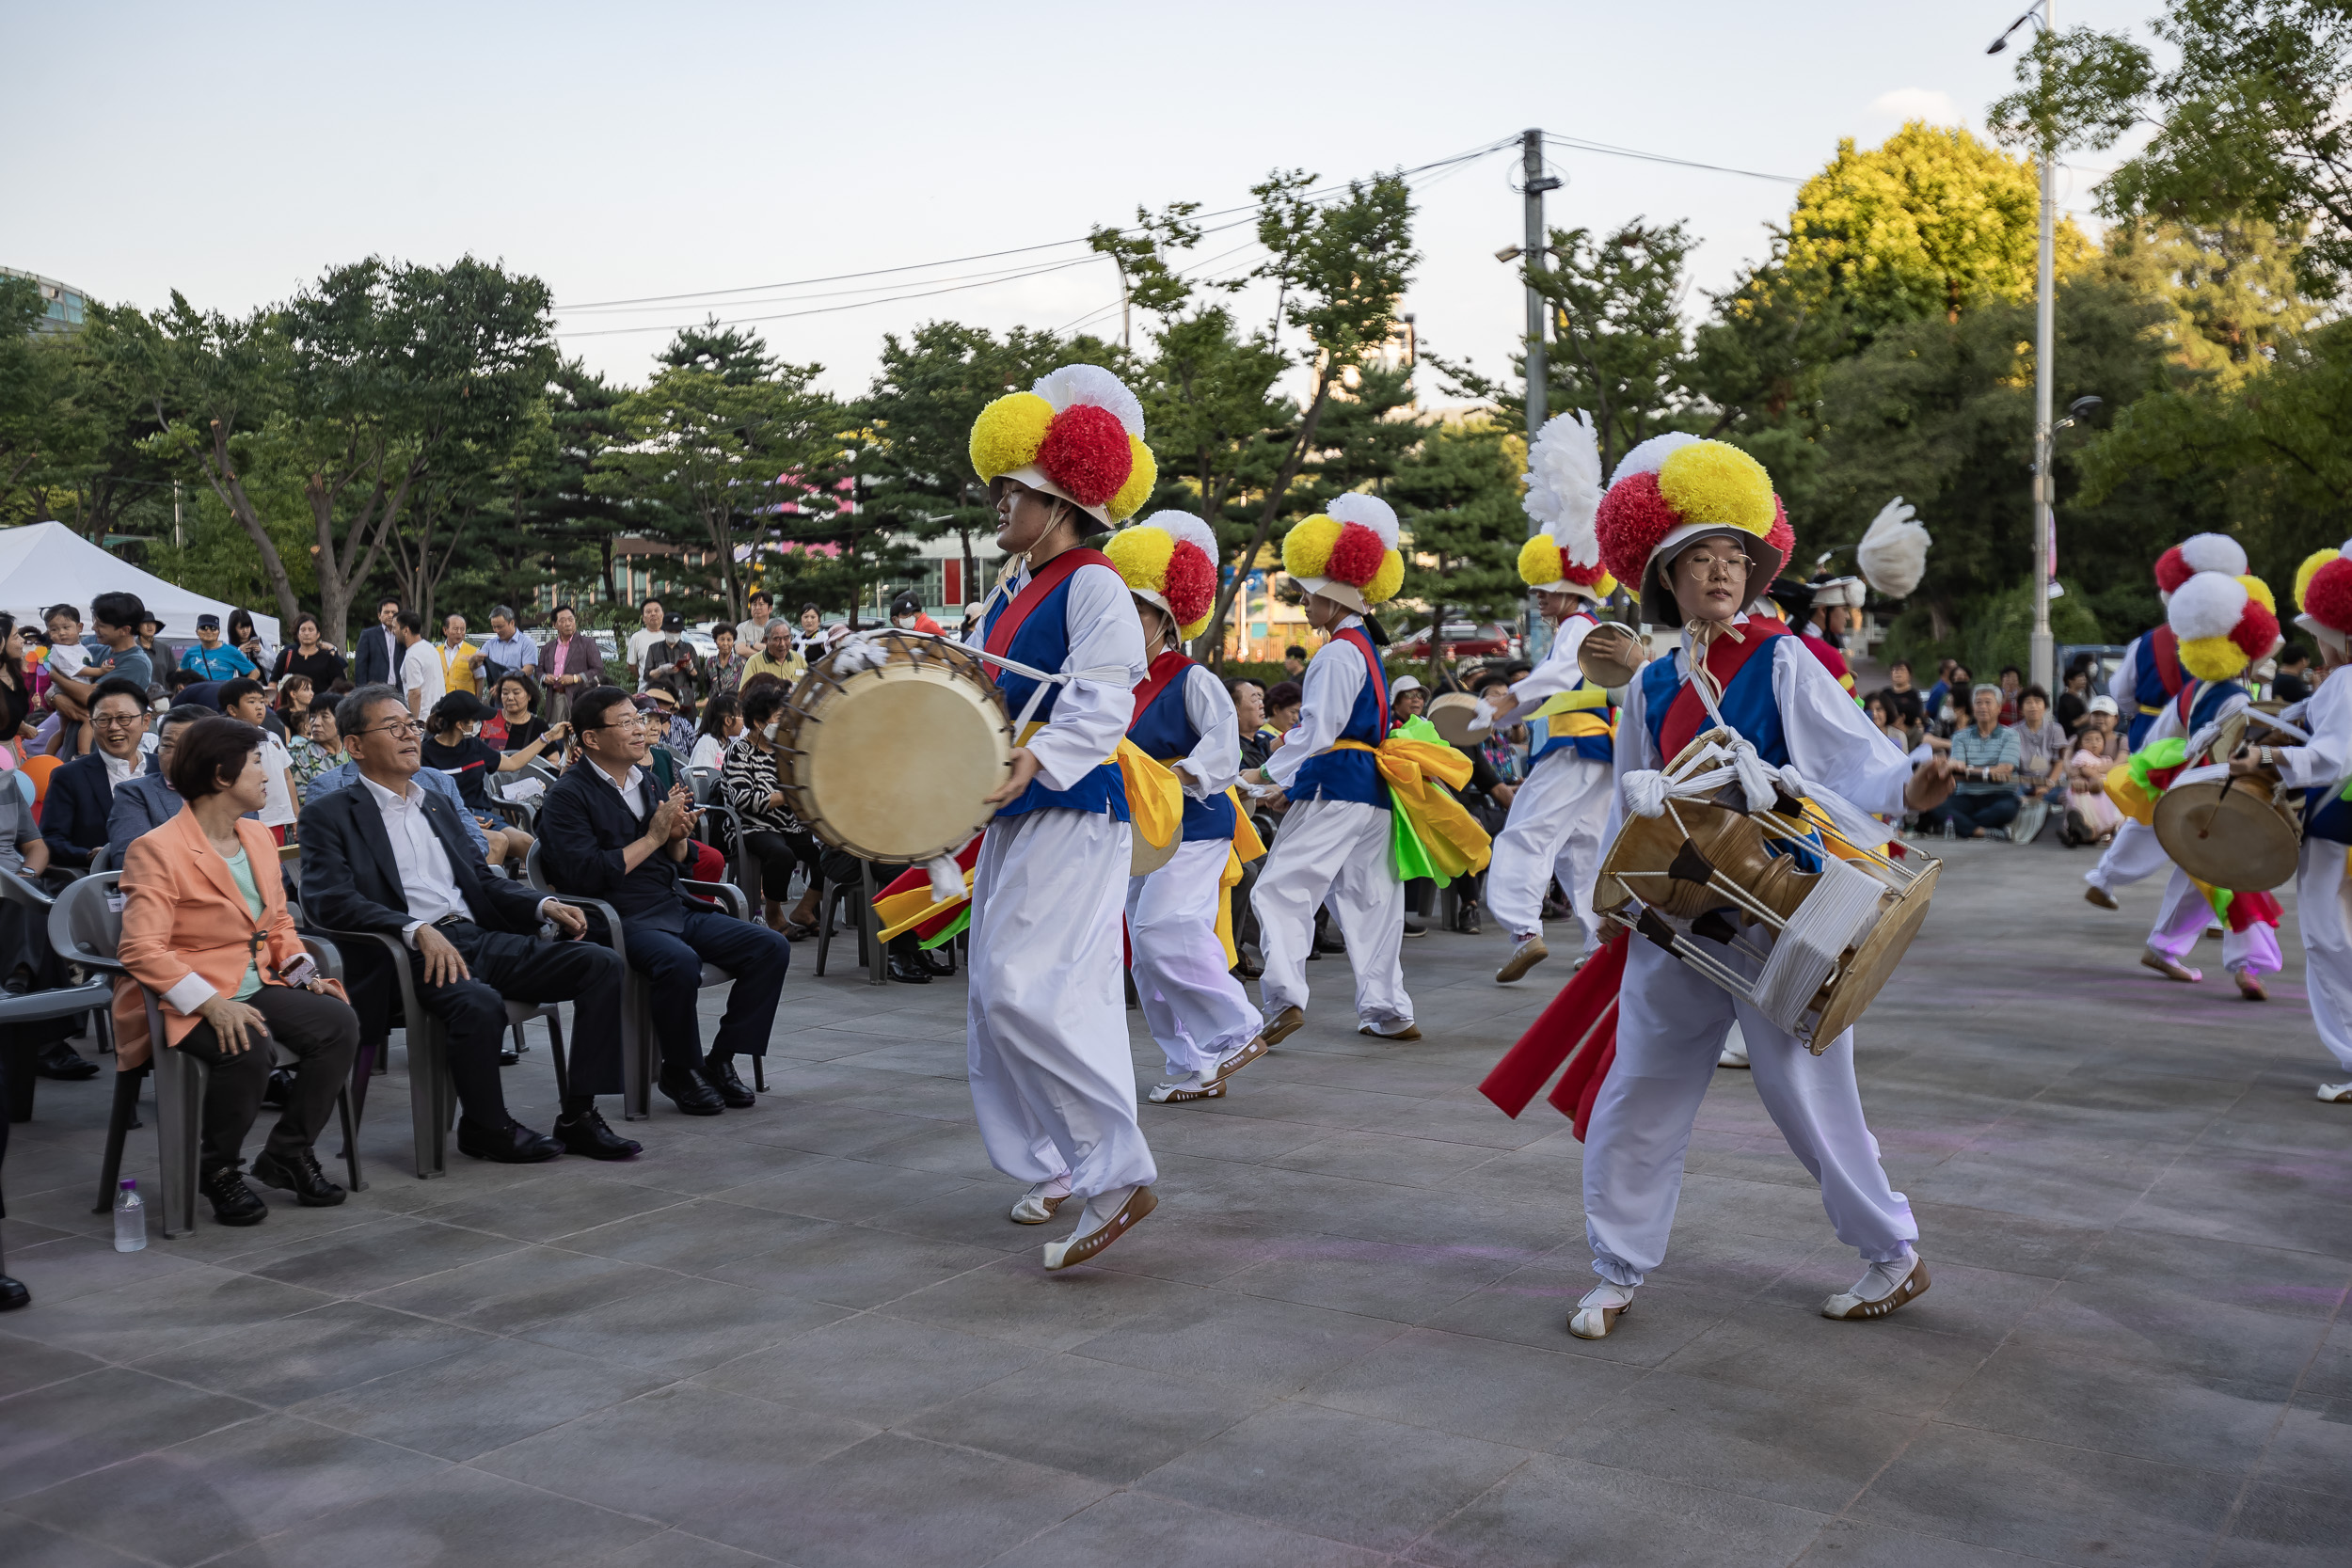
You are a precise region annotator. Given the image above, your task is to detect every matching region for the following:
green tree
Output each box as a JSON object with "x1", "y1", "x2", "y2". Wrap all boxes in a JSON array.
[{"x1": 1387, "y1": 418, "x2": 1527, "y2": 679}]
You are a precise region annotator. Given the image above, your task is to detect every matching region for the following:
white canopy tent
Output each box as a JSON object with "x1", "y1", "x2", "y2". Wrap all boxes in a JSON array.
[{"x1": 0, "y1": 521, "x2": 281, "y2": 644}]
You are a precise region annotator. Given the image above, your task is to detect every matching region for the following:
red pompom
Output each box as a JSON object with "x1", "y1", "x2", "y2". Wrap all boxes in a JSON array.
[
  {"x1": 2306, "y1": 559, "x2": 2352, "y2": 635},
  {"x1": 1036, "y1": 404, "x2": 1133, "y2": 508},
  {"x1": 1325, "y1": 521, "x2": 1386, "y2": 586},
  {"x1": 2153, "y1": 546, "x2": 2192, "y2": 594},
  {"x1": 1165, "y1": 541, "x2": 1216, "y2": 626},
  {"x1": 1765, "y1": 495, "x2": 1793, "y2": 562},
  {"x1": 2231, "y1": 598, "x2": 2280, "y2": 659},
  {"x1": 1563, "y1": 559, "x2": 1609, "y2": 589},
  {"x1": 1595, "y1": 470, "x2": 1682, "y2": 588}
]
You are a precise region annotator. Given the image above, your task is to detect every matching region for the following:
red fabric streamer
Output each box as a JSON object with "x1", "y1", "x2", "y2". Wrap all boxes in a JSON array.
[{"x1": 1478, "y1": 932, "x2": 1629, "y2": 1135}]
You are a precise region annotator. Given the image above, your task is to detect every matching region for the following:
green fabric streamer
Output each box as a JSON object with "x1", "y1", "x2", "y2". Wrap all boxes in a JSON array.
[
  {"x1": 1385, "y1": 714, "x2": 1456, "y2": 885},
  {"x1": 2128, "y1": 736, "x2": 2187, "y2": 794},
  {"x1": 915, "y1": 908, "x2": 970, "y2": 950}
]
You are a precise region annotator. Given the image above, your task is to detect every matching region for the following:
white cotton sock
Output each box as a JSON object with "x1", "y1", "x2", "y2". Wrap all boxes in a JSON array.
[
  {"x1": 1027, "y1": 1172, "x2": 1073, "y2": 1203},
  {"x1": 1073, "y1": 1184, "x2": 1137, "y2": 1234}
]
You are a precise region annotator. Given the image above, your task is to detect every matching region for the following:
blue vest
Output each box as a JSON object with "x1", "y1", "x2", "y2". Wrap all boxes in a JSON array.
[
  {"x1": 1528, "y1": 613, "x2": 1615, "y2": 767},
  {"x1": 1289, "y1": 628, "x2": 1391, "y2": 809},
  {"x1": 1641, "y1": 635, "x2": 1790, "y2": 769},
  {"x1": 1128, "y1": 662, "x2": 1237, "y2": 842},
  {"x1": 2129, "y1": 629, "x2": 2175, "y2": 750},
  {"x1": 980, "y1": 566, "x2": 1127, "y2": 821},
  {"x1": 2185, "y1": 678, "x2": 2244, "y2": 736}
]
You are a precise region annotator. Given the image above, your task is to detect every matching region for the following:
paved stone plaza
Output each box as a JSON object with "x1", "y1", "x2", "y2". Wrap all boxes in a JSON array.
[{"x1": 3, "y1": 837, "x2": 2348, "y2": 1567}]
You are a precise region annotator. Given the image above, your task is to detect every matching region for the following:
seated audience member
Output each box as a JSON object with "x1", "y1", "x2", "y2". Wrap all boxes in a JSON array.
[
  {"x1": 740, "y1": 620, "x2": 803, "y2": 690},
  {"x1": 2055, "y1": 656, "x2": 2095, "y2": 736},
  {"x1": 40, "y1": 676, "x2": 151, "y2": 868},
  {"x1": 484, "y1": 672, "x2": 567, "y2": 760},
  {"x1": 720, "y1": 683, "x2": 822, "y2": 934},
  {"x1": 305, "y1": 730, "x2": 492, "y2": 861},
  {"x1": 644, "y1": 680, "x2": 698, "y2": 756},
  {"x1": 2014, "y1": 684, "x2": 2068, "y2": 803},
  {"x1": 299, "y1": 685, "x2": 636, "y2": 1162},
  {"x1": 1880, "y1": 659, "x2": 1927, "y2": 732},
  {"x1": 818, "y1": 842, "x2": 941, "y2": 984},
  {"x1": 1230, "y1": 677, "x2": 1268, "y2": 769},
  {"x1": 691, "y1": 693, "x2": 740, "y2": 772},
  {"x1": 273, "y1": 673, "x2": 314, "y2": 739},
  {"x1": 536, "y1": 684, "x2": 790, "y2": 1115},
  {"x1": 2081, "y1": 693, "x2": 2122, "y2": 756},
  {"x1": 288, "y1": 703, "x2": 342, "y2": 794},
  {"x1": 220, "y1": 679, "x2": 301, "y2": 843},
  {"x1": 2063, "y1": 727, "x2": 2124, "y2": 846},
  {"x1": 1995, "y1": 665, "x2": 2024, "y2": 726},
  {"x1": 115, "y1": 716, "x2": 362, "y2": 1223},
  {"x1": 1920, "y1": 684, "x2": 2022, "y2": 839},
  {"x1": 1, "y1": 749, "x2": 87, "y2": 1084},
  {"x1": 421, "y1": 691, "x2": 557, "y2": 869},
  {"x1": 108, "y1": 705, "x2": 217, "y2": 867}
]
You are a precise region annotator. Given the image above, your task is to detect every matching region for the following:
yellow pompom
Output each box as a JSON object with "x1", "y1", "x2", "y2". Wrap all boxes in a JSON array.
[
  {"x1": 1518, "y1": 535, "x2": 1565, "y2": 588},
  {"x1": 1178, "y1": 612, "x2": 1213, "y2": 641},
  {"x1": 1104, "y1": 524, "x2": 1175, "y2": 594},
  {"x1": 1282, "y1": 515, "x2": 1343, "y2": 580},
  {"x1": 1106, "y1": 435, "x2": 1157, "y2": 523},
  {"x1": 2238, "y1": 574, "x2": 2276, "y2": 615},
  {"x1": 968, "y1": 392, "x2": 1054, "y2": 483},
  {"x1": 1656, "y1": 441, "x2": 1775, "y2": 535},
  {"x1": 1364, "y1": 548, "x2": 1406, "y2": 606},
  {"x1": 2296, "y1": 549, "x2": 2342, "y2": 611},
  {"x1": 1593, "y1": 570, "x2": 1619, "y2": 599},
  {"x1": 2179, "y1": 633, "x2": 2249, "y2": 682}
]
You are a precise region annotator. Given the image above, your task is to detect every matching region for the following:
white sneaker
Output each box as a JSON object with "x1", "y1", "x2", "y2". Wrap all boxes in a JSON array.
[
  {"x1": 1821, "y1": 1253, "x2": 1931, "y2": 1320},
  {"x1": 1718, "y1": 1023, "x2": 1751, "y2": 1069},
  {"x1": 1009, "y1": 1174, "x2": 1073, "y2": 1225},
  {"x1": 2318, "y1": 1082, "x2": 2352, "y2": 1103},
  {"x1": 1569, "y1": 1282, "x2": 1633, "y2": 1339}
]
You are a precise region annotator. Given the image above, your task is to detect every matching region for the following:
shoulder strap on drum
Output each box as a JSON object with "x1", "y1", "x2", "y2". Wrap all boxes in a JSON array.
[
  {"x1": 983, "y1": 548, "x2": 1115, "y2": 660},
  {"x1": 1658, "y1": 620, "x2": 1788, "y2": 761},
  {"x1": 1128, "y1": 649, "x2": 1194, "y2": 733}
]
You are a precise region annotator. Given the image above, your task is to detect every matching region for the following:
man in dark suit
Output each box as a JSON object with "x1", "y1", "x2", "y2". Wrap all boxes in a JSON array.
[
  {"x1": 40, "y1": 677, "x2": 151, "y2": 869},
  {"x1": 351, "y1": 596, "x2": 403, "y2": 689},
  {"x1": 107, "y1": 705, "x2": 224, "y2": 867},
  {"x1": 536, "y1": 684, "x2": 788, "y2": 1115},
  {"x1": 300, "y1": 684, "x2": 638, "y2": 1161}
]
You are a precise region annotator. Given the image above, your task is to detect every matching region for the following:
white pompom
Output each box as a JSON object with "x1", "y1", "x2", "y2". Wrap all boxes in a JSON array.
[
  {"x1": 1327, "y1": 493, "x2": 1400, "y2": 550},
  {"x1": 1525, "y1": 411, "x2": 1605, "y2": 568},
  {"x1": 1610, "y1": 431, "x2": 1700, "y2": 487},
  {"x1": 2177, "y1": 531, "x2": 2248, "y2": 578},
  {"x1": 1032, "y1": 364, "x2": 1145, "y2": 436},
  {"x1": 2168, "y1": 571, "x2": 2249, "y2": 641},
  {"x1": 1855, "y1": 497, "x2": 1931, "y2": 600},
  {"x1": 1138, "y1": 510, "x2": 1218, "y2": 562}
]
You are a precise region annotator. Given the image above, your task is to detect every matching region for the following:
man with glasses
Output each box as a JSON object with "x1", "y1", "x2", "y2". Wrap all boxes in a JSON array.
[
  {"x1": 305, "y1": 724, "x2": 491, "y2": 860},
  {"x1": 536, "y1": 685, "x2": 789, "y2": 1116},
  {"x1": 40, "y1": 677, "x2": 152, "y2": 870},
  {"x1": 300, "y1": 686, "x2": 637, "y2": 1162},
  {"x1": 108, "y1": 704, "x2": 216, "y2": 866}
]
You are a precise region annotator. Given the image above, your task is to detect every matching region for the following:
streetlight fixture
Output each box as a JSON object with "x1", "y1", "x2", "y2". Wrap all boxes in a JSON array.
[{"x1": 1988, "y1": 1, "x2": 2058, "y2": 691}]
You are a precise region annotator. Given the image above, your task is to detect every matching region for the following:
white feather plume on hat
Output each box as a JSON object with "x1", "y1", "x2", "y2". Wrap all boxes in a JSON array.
[
  {"x1": 1523, "y1": 411, "x2": 1605, "y2": 571},
  {"x1": 1855, "y1": 498, "x2": 1931, "y2": 600}
]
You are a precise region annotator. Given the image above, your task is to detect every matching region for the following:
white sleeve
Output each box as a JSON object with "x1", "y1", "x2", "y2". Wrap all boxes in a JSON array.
[
  {"x1": 161, "y1": 973, "x2": 216, "y2": 1015},
  {"x1": 1773, "y1": 638, "x2": 1914, "y2": 816},
  {"x1": 1265, "y1": 628, "x2": 1367, "y2": 789},
  {"x1": 1492, "y1": 618, "x2": 1593, "y2": 728},
  {"x1": 2277, "y1": 667, "x2": 2352, "y2": 792},
  {"x1": 1174, "y1": 664, "x2": 1241, "y2": 798},
  {"x1": 1025, "y1": 563, "x2": 1144, "y2": 794},
  {"x1": 1597, "y1": 649, "x2": 1668, "y2": 851},
  {"x1": 2109, "y1": 638, "x2": 2139, "y2": 708}
]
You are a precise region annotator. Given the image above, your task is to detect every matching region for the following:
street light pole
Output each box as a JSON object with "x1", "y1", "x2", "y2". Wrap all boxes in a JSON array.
[
  {"x1": 1520, "y1": 128, "x2": 1564, "y2": 656},
  {"x1": 2030, "y1": 0, "x2": 2058, "y2": 694}
]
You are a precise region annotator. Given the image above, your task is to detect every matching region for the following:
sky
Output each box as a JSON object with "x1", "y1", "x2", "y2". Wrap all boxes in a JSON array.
[{"x1": 7, "y1": 0, "x2": 2166, "y2": 403}]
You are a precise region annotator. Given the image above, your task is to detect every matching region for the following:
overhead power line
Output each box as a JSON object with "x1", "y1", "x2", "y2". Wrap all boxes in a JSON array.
[{"x1": 1544, "y1": 134, "x2": 1802, "y2": 185}]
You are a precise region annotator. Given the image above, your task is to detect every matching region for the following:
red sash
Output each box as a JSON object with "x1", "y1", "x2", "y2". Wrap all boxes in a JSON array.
[
  {"x1": 2151, "y1": 625, "x2": 2185, "y2": 698},
  {"x1": 1657, "y1": 621, "x2": 1790, "y2": 761},
  {"x1": 1128, "y1": 648, "x2": 1193, "y2": 732},
  {"x1": 982, "y1": 547, "x2": 1115, "y2": 665},
  {"x1": 1335, "y1": 626, "x2": 1390, "y2": 735}
]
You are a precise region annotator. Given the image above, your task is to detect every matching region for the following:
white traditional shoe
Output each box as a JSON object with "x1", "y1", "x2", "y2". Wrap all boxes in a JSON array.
[
  {"x1": 1041, "y1": 1184, "x2": 1157, "y2": 1271},
  {"x1": 2317, "y1": 1082, "x2": 2352, "y2": 1102},
  {"x1": 1718, "y1": 1023, "x2": 1751, "y2": 1069},
  {"x1": 2141, "y1": 948, "x2": 2201, "y2": 983},
  {"x1": 1496, "y1": 934, "x2": 1549, "y2": 983},
  {"x1": 2234, "y1": 968, "x2": 2269, "y2": 1002},
  {"x1": 1009, "y1": 1175, "x2": 1073, "y2": 1225},
  {"x1": 1359, "y1": 1020, "x2": 1422, "y2": 1040},
  {"x1": 1821, "y1": 1253, "x2": 1931, "y2": 1320},
  {"x1": 1568, "y1": 1282, "x2": 1633, "y2": 1339},
  {"x1": 1214, "y1": 1035, "x2": 1268, "y2": 1081},
  {"x1": 1263, "y1": 1006, "x2": 1305, "y2": 1046},
  {"x1": 1148, "y1": 1072, "x2": 1226, "y2": 1104},
  {"x1": 2084, "y1": 884, "x2": 2118, "y2": 910}
]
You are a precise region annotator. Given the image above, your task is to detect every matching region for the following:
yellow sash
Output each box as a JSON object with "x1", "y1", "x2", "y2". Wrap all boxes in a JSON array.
[
  {"x1": 1213, "y1": 786, "x2": 1269, "y2": 966},
  {"x1": 1330, "y1": 737, "x2": 1493, "y2": 879},
  {"x1": 874, "y1": 866, "x2": 975, "y2": 945},
  {"x1": 1533, "y1": 685, "x2": 1613, "y2": 739},
  {"x1": 2105, "y1": 763, "x2": 2159, "y2": 826},
  {"x1": 1015, "y1": 721, "x2": 1184, "y2": 857}
]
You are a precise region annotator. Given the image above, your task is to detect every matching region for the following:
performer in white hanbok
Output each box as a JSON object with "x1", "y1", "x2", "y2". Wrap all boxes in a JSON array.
[
  {"x1": 1104, "y1": 511, "x2": 1270, "y2": 1104},
  {"x1": 1482, "y1": 413, "x2": 1621, "y2": 984},
  {"x1": 2244, "y1": 543, "x2": 2352, "y2": 1101},
  {"x1": 963, "y1": 365, "x2": 1160, "y2": 1270},
  {"x1": 1566, "y1": 435, "x2": 1958, "y2": 1339}
]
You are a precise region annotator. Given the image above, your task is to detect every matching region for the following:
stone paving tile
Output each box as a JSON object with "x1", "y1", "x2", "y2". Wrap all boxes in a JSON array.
[
  {"x1": 203, "y1": 1465, "x2": 664, "y2": 1568},
  {"x1": 0, "y1": 1367, "x2": 258, "y2": 1503},
  {"x1": 1406, "y1": 1453, "x2": 1831, "y2": 1567},
  {"x1": 1006, "y1": 1489, "x2": 1389, "y2": 1568}
]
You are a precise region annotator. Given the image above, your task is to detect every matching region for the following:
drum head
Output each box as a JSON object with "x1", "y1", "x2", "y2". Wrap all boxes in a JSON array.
[
  {"x1": 1426, "y1": 692, "x2": 1486, "y2": 748},
  {"x1": 1130, "y1": 819, "x2": 1182, "y2": 877},
  {"x1": 1809, "y1": 856, "x2": 1938, "y2": 1050},
  {"x1": 2154, "y1": 780, "x2": 2301, "y2": 892},
  {"x1": 1577, "y1": 622, "x2": 1646, "y2": 689},
  {"x1": 796, "y1": 666, "x2": 1009, "y2": 862}
]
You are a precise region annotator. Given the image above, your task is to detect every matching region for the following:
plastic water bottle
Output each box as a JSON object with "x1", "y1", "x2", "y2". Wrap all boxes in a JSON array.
[{"x1": 113, "y1": 1179, "x2": 146, "y2": 1253}]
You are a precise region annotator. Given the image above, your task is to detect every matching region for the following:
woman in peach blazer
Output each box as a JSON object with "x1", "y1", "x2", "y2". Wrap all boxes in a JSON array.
[{"x1": 115, "y1": 717, "x2": 359, "y2": 1224}]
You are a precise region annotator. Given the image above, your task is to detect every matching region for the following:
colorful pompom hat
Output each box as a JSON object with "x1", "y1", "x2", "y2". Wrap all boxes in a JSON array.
[
  {"x1": 1594, "y1": 433, "x2": 1789, "y2": 626},
  {"x1": 1280, "y1": 494, "x2": 1406, "y2": 617},
  {"x1": 1518, "y1": 411, "x2": 1616, "y2": 603},
  {"x1": 1106, "y1": 511, "x2": 1221, "y2": 641},
  {"x1": 2167, "y1": 566, "x2": 2280, "y2": 682},
  {"x1": 2153, "y1": 532, "x2": 2246, "y2": 604},
  {"x1": 967, "y1": 364, "x2": 1158, "y2": 531},
  {"x1": 2293, "y1": 539, "x2": 2352, "y2": 654}
]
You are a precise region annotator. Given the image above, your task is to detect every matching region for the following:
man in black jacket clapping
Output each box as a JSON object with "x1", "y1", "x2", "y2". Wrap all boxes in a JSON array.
[
  {"x1": 299, "y1": 685, "x2": 636, "y2": 1162},
  {"x1": 535, "y1": 685, "x2": 788, "y2": 1115}
]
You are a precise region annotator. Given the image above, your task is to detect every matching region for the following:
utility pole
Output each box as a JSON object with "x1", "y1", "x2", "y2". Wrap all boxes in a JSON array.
[
  {"x1": 2027, "y1": 1, "x2": 2058, "y2": 693},
  {"x1": 172, "y1": 480, "x2": 183, "y2": 550},
  {"x1": 1521, "y1": 127, "x2": 1563, "y2": 654}
]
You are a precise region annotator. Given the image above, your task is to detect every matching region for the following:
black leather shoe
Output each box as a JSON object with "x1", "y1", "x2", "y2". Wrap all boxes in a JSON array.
[
  {"x1": 250, "y1": 1148, "x2": 346, "y2": 1207},
  {"x1": 555, "y1": 1108, "x2": 643, "y2": 1159},
  {"x1": 704, "y1": 1054, "x2": 755, "y2": 1109},
  {"x1": 35, "y1": 1040, "x2": 99, "y2": 1081},
  {"x1": 888, "y1": 954, "x2": 933, "y2": 985},
  {"x1": 0, "y1": 1274, "x2": 27, "y2": 1311},
  {"x1": 499, "y1": 1039, "x2": 519, "y2": 1067},
  {"x1": 261, "y1": 1066, "x2": 293, "y2": 1109},
  {"x1": 657, "y1": 1067, "x2": 725, "y2": 1117},
  {"x1": 456, "y1": 1117, "x2": 564, "y2": 1163},
  {"x1": 199, "y1": 1166, "x2": 269, "y2": 1226}
]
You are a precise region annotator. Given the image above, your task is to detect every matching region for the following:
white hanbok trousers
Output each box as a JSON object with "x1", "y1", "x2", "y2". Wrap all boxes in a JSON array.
[
  {"x1": 2147, "y1": 866, "x2": 2282, "y2": 978},
  {"x1": 1484, "y1": 751, "x2": 1613, "y2": 949},
  {"x1": 1251, "y1": 798, "x2": 1411, "y2": 1029},
  {"x1": 1128, "y1": 838, "x2": 1260, "y2": 1078},
  {"x1": 967, "y1": 808, "x2": 1157, "y2": 1198},
  {"x1": 2085, "y1": 816, "x2": 2169, "y2": 894},
  {"x1": 2295, "y1": 836, "x2": 2352, "y2": 1071},
  {"x1": 1582, "y1": 935, "x2": 1917, "y2": 1288}
]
